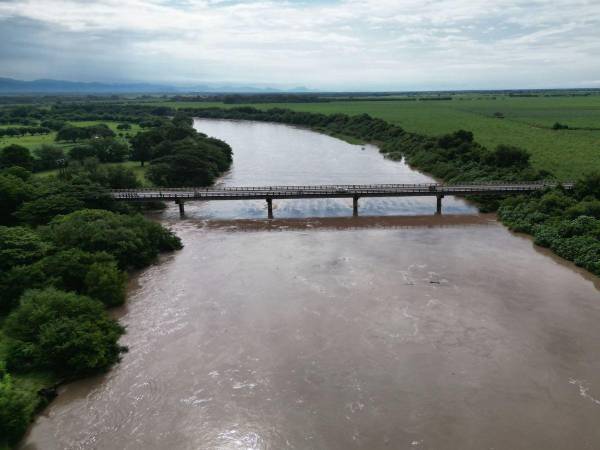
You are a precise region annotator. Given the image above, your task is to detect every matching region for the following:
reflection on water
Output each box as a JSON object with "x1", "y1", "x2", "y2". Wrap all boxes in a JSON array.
[{"x1": 21, "y1": 120, "x2": 600, "y2": 450}]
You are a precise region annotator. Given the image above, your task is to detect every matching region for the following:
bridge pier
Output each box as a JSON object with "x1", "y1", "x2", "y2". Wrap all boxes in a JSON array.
[
  {"x1": 353, "y1": 196, "x2": 359, "y2": 217},
  {"x1": 266, "y1": 198, "x2": 273, "y2": 219},
  {"x1": 176, "y1": 200, "x2": 185, "y2": 217},
  {"x1": 436, "y1": 194, "x2": 444, "y2": 215}
]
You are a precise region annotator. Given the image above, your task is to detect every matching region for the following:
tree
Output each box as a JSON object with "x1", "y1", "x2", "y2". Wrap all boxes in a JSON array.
[
  {"x1": 487, "y1": 145, "x2": 531, "y2": 168},
  {"x1": 0, "y1": 226, "x2": 49, "y2": 272},
  {"x1": 0, "y1": 374, "x2": 34, "y2": 445},
  {"x1": 0, "y1": 172, "x2": 36, "y2": 224},
  {"x1": 43, "y1": 209, "x2": 182, "y2": 269},
  {"x1": 130, "y1": 129, "x2": 162, "y2": 166},
  {"x1": 574, "y1": 171, "x2": 600, "y2": 200},
  {"x1": 69, "y1": 145, "x2": 96, "y2": 161},
  {"x1": 56, "y1": 125, "x2": 86, "y2": 142},
  {"x1": 4, "y1": 288, "x2": 125, "y2": 375},
  {"x1": 34, "y1": 144, "x2": 66, "y2": 171},
  {"x1": 15, "y1": 194, "x2": 86, "y2": 226},
  {"x1": 0, "y1": 145, "x2": 34, "y2": 171},
  {"x1": 35, "y1": 249, "x2": 126, "y2": 306}
]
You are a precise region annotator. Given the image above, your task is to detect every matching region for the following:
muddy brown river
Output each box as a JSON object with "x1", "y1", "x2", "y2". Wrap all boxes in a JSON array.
[{"x1": 22, "y1": 120, "x2": 600, "y2": 449}]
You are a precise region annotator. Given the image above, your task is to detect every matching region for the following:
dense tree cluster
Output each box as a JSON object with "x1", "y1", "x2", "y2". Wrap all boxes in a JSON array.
[
  {"x1": 0, "y1": 126, "x2": 51, "y2": 138},
  {"x1": 499, "y1": 172, "x2": 600, "y2": 276},
  {"x1": 0, "y1": 162, "x2": 182, "y2": 446},
  {"x1": 130, "y1": 113, "x2": 232, "y2": 186},
  {"x1": 190, "y1": 107, "x2": 405, "y2": 142},
  {"x1": 55, "y1": 123, "x2": 115, "y2": 142}
]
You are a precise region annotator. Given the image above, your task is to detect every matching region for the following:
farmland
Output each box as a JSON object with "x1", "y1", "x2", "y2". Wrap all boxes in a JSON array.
[{"x1": 151, "y1": 95, "x2": 600, "y2": 180}]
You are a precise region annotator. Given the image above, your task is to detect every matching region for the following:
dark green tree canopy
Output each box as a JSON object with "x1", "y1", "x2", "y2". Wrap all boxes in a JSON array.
[{"x1": 0, "y1": 145, "x2": 34, "y2": 171}]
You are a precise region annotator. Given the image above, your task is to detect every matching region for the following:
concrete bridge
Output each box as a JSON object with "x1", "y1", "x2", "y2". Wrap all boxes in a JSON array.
[{"x1": 111, "y1": 181, "x2": 573, "y2": 218}]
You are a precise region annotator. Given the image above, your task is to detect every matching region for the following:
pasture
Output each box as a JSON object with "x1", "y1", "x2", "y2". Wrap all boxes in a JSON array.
[{"x1": 153, "y1": 95, "x2": 600, "y2": 180}]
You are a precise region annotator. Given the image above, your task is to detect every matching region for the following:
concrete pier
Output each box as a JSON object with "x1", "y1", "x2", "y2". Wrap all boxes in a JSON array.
[
  {"x1": 436, "y1": 194, "x2": 444, "y2": 215},
  {"x1": 266, "y1": 198, "x2": 273, "y2": 219},
  {"x1": 177, "y1": 200, "x2": 185, "y2": 217},
  {"x1": 353, "y1": 196, "x2": 359, "y2": 217}
]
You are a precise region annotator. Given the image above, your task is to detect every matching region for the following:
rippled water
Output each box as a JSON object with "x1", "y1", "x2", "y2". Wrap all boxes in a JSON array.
[{"x1": 22, "y1": 120, "x2": 600, "y2": 450}]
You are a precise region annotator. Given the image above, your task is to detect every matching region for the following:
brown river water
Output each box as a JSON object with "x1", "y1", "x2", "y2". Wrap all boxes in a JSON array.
[{"x1": 21, "y1": 120, "x2": 600, "y2": 449}]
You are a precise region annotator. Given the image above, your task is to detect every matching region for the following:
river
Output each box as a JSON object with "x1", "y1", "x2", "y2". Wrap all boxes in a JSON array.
[{"x1": 22, "y1": 120, "x2": 600, "y2": 449}]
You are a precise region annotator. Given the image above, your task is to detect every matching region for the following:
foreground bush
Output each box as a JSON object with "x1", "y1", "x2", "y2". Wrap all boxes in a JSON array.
[
  {"x1": 43, "y1": 209, "x2": 182, "y2": 269},
  {"x1": 4, "y1": 288, "x2": 125, "y2": 376},
  {"x1": 0, "y1": 374, "x2": 35, "y2": 445}
]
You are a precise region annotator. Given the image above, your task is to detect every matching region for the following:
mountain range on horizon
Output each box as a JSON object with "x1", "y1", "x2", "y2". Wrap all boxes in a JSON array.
[{"x1": 0, "y1": 77, "x2": 312, "y2": 94}]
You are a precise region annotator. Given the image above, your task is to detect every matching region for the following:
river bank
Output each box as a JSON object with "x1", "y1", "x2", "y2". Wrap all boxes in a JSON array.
[{"x1": 20, "y1": 119, "x2": 600, "y2": 450}]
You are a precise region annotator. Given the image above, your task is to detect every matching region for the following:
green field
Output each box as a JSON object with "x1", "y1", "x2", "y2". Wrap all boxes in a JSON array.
[
  {"x1": 34, "y1": 160, "x2": 149, "y2": 185},
  {"x1": 0, "y1": 121, "x2": 140, "y2": 150},
  {"x1": 152, "y1": 96, "x2": 600, "y2": 180}
]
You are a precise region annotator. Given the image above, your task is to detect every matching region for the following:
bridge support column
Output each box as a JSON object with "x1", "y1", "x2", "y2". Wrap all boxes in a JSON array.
[
  {"x1": 176, "y1": 200, "x2": 185, "y2": 217},
  {"x1": 266, "y1": 198, "x2": 273, "y2": 219},
  {"x1": 436, "y1": 194, "x2": 444, "y2": 215},
  {"x1": 353, "y1": 196, "x2": 359, "y2": 217}
]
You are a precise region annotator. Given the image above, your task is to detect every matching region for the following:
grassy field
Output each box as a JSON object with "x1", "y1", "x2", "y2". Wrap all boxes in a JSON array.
[
  {"x1": 0, "y1": 121, "x2": 140, "y2": 151},
  {"x1": 151, "y1": 96, "x2": 600, "y2": 180},
  {"x1": 34, "y1": 160, "x2": 149, "y2": 185}
]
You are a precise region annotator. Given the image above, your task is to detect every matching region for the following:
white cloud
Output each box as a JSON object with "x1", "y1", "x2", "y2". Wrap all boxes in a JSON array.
[{"x1": 0, "y1": 0, "x2": 599, "y2": 89}]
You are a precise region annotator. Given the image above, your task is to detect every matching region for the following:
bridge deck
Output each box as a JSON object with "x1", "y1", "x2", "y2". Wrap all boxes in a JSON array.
[{"x1": 111, "y1": 181, "x2": 573, "y2": 201}]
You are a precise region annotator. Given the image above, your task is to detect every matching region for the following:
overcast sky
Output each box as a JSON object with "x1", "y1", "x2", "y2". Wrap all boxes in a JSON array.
[{"x1": 1, "y1": 0, "x2": 599, "y2": 90}]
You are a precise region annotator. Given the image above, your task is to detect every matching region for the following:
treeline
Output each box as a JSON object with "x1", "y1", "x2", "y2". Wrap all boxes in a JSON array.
[
  {"x1": 0, "y1": 159, "x2": 182, "y2": 446},
  {"x1": 188, "y1": 106, "x2": 599, "y2": 275},
  {"x1": 498, "y1": 174, "x2": 600, "y2": 275},
  {"x1": 0, "y1": 103, "x2": 176, "y2": 129},
  {"x1": 130, "y1": 113, "x2": 233, "y2": 186},
  {"x1": 0, "y1": 126, "x2": 51, "y2": 138}
]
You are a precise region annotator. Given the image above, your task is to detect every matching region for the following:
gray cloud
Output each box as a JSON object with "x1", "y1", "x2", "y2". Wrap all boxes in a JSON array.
[{"x1": 1, "y1": 0, "x2": 599, "y2": 89}]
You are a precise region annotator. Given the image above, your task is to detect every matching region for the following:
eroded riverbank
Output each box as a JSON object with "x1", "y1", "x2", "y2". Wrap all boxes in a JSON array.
[{"x1": 21, "y1": 120, "x2": 600, "y2": 450}]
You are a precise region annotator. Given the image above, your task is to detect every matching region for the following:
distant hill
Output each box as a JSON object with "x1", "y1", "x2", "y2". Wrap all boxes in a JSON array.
[{"x1": 0, "y1": 77, "x2": 310, "y2": 94}]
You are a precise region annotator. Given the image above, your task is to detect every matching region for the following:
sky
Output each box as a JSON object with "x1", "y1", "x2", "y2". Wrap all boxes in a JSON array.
[{"x1": 1, "y1": 0, "x2": 600, "y2": 91}]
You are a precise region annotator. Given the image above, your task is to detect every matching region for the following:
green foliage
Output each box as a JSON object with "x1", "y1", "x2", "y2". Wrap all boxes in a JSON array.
[
  {"x1": 131, "y1": 116, "x2": 232, "y2": 185},
  {"x1": 499, "y1": 179, "x2": 600, "y2": 276},
  {"x1": 147, "y1": 138, "x2": 231, "y2": 186},
  {"x1": 0, "y1": 171, "x2": 36, "y2": 224},
  {"x1": 0, "y1": 374, "x2": 35, "y2": 445},
  {"x1": 33, "y1": 144, "x2": 65, "y2": 171},
  {"x1": 44, "y1": 209, "x2": 182, "y2": 269},
  {"x1": 0, "y1": 226, "x2": 48, "y2": 272},
  {"x1": 574, "y1": 171, "x2": 600, "y2": 200},
  {"x1": 36, "y1": 249, "x2": 126, "y2": 307},
  {"x1": 4, "y1": 288, "x2": 125, "y2": 375},
  {"x1": 56, "y1": 123, "x2": 115, "y2": 142},
  {"x1": 0, "y1": 144, "x2": 34, "y2": 171}
]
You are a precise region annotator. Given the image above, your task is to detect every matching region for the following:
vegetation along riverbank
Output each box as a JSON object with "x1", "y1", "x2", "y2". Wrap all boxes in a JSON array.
[
  {"x1": 0, "y1": 113, "x2": 232, "y2": 448},
  {"x1": 189, "y1": 106, "x2": 600, "y2": 277}
]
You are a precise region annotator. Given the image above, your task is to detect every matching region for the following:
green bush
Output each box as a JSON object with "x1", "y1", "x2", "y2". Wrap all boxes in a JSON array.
[
  {"x1": 43, "y1": 209, "x2": 182, "y2": 269},
  {"x1": 0, "y1": 374, "x2": 35, "y2": 445},
  {"x1": 36, "y1": 249, "x2": 127, "y2": 307},
  {"x1": 4, "y1": 288, "x2": 125, "y2": 375}
]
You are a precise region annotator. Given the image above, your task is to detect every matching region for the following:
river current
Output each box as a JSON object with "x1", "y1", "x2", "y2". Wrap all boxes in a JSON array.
[{"x1": 22, "y1": 120, "x2": 600, "y2": 449}]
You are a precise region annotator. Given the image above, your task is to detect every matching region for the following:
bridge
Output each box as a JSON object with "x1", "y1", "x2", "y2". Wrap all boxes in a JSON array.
[{"x1": 111, "y1": 181, "x2": 573, "y2": 218}]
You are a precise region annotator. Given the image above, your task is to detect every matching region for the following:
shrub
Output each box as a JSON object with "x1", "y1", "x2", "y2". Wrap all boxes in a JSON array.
[
  {"x1": 43, "y1": 209, "x2": 182, "y2": 269},
  {"x1": 0, "y1": 374, "x2": 35, "y2": 445},
  {"x1": 4, "y1": 288, "x2": 125, "y2": 375}
]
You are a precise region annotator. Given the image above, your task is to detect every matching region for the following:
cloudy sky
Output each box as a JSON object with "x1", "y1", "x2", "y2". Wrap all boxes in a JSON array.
[{"x1": 1, "y1": 0, "x2": 599, "y2": 90}]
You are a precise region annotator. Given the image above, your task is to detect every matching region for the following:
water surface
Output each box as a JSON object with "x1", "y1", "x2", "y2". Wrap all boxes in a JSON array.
[{"x1": 22, "y1": 120, "x2": 600, "y2": 450}]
